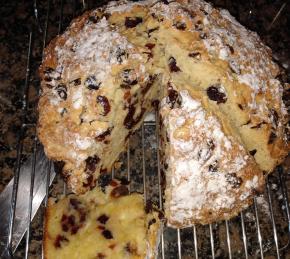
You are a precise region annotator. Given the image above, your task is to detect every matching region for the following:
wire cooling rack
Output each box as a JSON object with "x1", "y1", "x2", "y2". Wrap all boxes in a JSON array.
[{"x1": 0, "y1": 0, "x2": 289, "y2": 258}]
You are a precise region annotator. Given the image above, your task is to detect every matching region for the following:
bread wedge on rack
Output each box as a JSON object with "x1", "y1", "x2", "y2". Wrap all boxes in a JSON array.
[{"x1": 44, "y1": 177, "x2": 162, "y2": 259}]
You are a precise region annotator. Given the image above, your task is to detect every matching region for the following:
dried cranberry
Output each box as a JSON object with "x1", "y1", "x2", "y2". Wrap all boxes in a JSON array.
[
  {"x1": 238, "y1": 104, "x2": 244, "y2": 110},
  {"x1": 268, "y1": 131, "x2": 277, "y2": 144},
  {"x1": 69, "y1": 198, "x2": 81, "y2": 210},
  {"x1": 125, "y1": 242, "x2": 138, "y2": 254},
  {"x1": 125, "y1": 17, "x2": 143, "y2": 28},
  {"x1": 188, "y1": 52, "x2": 201, "y2": 59},
  {"x1": 109, "y1": 244, "x2": 116, "y2": 249},
  {"x1": 120, "y1": 69, "x2": 138, "y2": 87},
  {"x1": 71, "y1": 78, "x2": 81, "y2": 86},
  {"x1": 110, "y1": 180, "x2": 118, "y2": 187},
  {"x1": 56, "y1": 84, "x2": 67, "y2": 100},
  {"x1": 83, "y1": 174, "x2": 95, "y2": 188},
  {"x1": 208, "y1": 160, "x2": 218, "y2": 172},
  {"x1": 167, "y1": 85, "x2": 181, "y2": 109},
  {"x1": 102, "y1": 229, "x2": 113, "y2": 239},
  {"x1": 61, "y1": 223, "x2": 69, "y2": 232},
  {"x1": 53, "y1": 161, "x2": 65, "y2": 174},
  {"x1": 97, "y1": 253, "x2": 106, "y2": 259},
  {"x1": 148, "y1": 218, "x2": 156, "y2": 228},
  {"x1": 98, "y1": 174, "x2": 111, "y2": 192},
  {"x1": 195, "y1": 20, "x2": 203, "y2": 31},
  {"x1": 71, "y1": 225, "x2": 80, "y2": 235},
  {"x1": 145, "y1": 43, "x2": 155, "y2": 49},
  {"x1": 249, "y1": 149, "x2": 257, "y2": 156},
  {"x1": 206, "y1": 85, "x2": 227, "y2": 104},
  {"x1": 68, "y1": 215, "x2": 75, "y2": 226},
  {"x1": 97, "y1": 96, "x2": 111, "y2": 116},
  {"x1": 174, "y1": 21, "x2": 186, "y2": 30},
  {"x1": 116, "y1": 48, "x2": 128, "y2": 64},
  {"x1": 85, "y1": 155, "x2": 100, "y2": 172},
  {"x1": 110, "y1": 185, "x2": 129, "y2": 198},
  {"x1": 88, "y1": 15, "x2": 99, "y2": 23},
  {"x1": 97, "y1": 214, "x2": 109, "y2": 224},
  {"x1": 98, "y1": 225, "x2": 106, "y2": 230},
  {"x1": 79, "y1": 209, "x2": 87, "y2": 223},
  {"x1": 168, "y1": 57, "x2": 181, "y2": 72},
  {"x1": 85, "y1": 76, "x2": 101, "y2": 90},
  {"x1": 226, "y1": 44, "x2": 234, "y2": 54},
  {"x1": 226, "y1": 173, "x2": 242, "y2": 188},
  {"x1": 151, "y1": 99, "x2": 159, "y2": 109},
  {"x1": 54, "y1": 235, "x2": 68, "y2": 248},
  {"x1": 95, "y1": 127, "x2": 113, "y2": 141}
]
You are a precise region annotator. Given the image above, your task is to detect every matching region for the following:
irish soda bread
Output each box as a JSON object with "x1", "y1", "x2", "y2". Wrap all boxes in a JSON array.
[
  {"x1": 38, "y1": 0, "x2": 289, "y2": 225},
  {"x1": 44, "y1": 178, "x2": 161, "y2": 259}
]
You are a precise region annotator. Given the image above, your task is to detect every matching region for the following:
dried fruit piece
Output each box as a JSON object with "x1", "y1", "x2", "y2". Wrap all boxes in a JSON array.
[
  {"x1": 167, "y1": 83, "x2": 181, "y2": 109},
  {"x1": 102, "y1": 229, "x2": 113, "y2": 239},
  {"x1": 95, "y1": 127, "x2": 113, "y2": 141},
  {"x1": 173, "y1": 21, "x2": 186, "y2": 30},
  {"x1": 208, "y1": 160, "x2": 218, "y2": 172},
  {"x1": 97, "y1": 214, "x2": 109, "y2": 224},
  {"x1": 54, "y1": 235, "x2": 69, "y2": 248},
  {"x1": 225, "y1": 173, "x2": 242, "y2": 188},
  {"x1": 188, "y1": 52, "x2": 201, "y2": 59},
  {"x1": 116, "y1": 48, "x2": 128, "y2": 64},
  {"x1": 249, "y1": 149, "x2": 257, "y2": 156},
  {"x1": 85, "y1": 155, "x2": 100, "y2": 172},
  {"x1": 98, "y1": 174, "x2": 111, "y2": 192},
  {"x1": 96, "y1": 253, "x2": 106, "y2": 259},
  {"x1": 85, "y1": 76, "x2": 101, "y2": 90},
  {"x1": 97, "y1": 96, "x2": 111, "y2": 116},
  {"x1": 125, "y1": 242, "x2": 138, "y2": 254},
  {"x1": 125, "y1": 17, "x2": 142, "y2": 28},
  {"x1": 71, "y1": 78, "x2": 81, "y2": 86},
  {"x1": 120, "y1": 69, "x2": 138, "y2": 87},
  {"x1": 56, "y1": 84, "x2": 67, "y2": 100},
  {"x1": 168, "y1": 57, "x2": 181, "y2": 72},
  {"x1": 206, "y1": 85, "x2": 227, "y2": 104},
  {"x1": 111, "y1": 185, "x2": 129, "y2": 198},
  {"x1": 69, "y1": 198, "x2": 82, "y2": 210},
  {"x1": 145, "y1": 43, "x2": 155, "y2": 49}
]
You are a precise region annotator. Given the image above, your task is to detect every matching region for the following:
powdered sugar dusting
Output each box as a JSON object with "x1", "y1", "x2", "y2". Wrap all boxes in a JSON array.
[
  {"x1": 55, "y1": 17, "x2": 142, "y2": 84},
  {"x1": 161, "y1": 90, "x2": 259, "y2": 225}
]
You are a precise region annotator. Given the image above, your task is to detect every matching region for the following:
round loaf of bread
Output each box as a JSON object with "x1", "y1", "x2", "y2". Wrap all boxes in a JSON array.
[{"x1": 38, "y1": 0, "x2": 289, "y2": 225}]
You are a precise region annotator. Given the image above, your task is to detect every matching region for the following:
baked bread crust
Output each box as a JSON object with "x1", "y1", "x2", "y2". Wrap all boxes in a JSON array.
[
  {"x1": 38, "y1": 0, "x2": 289, "y2": 225},
  {"x1": 160, "y1": 89, "x2": 264, "y2": 226},
  {"x1": 44, "y1": 178, "x2": 161, "y2": 259}
]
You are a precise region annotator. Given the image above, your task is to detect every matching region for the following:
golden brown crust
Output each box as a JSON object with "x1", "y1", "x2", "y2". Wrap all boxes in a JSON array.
[{"x1": 38, "y1": 0, "x2": 288, "y2": 225}]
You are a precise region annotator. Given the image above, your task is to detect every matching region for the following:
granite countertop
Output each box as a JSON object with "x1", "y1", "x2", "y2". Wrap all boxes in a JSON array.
[{"x1": 0, "y1": 0, "x2": 289, "y2": 258}]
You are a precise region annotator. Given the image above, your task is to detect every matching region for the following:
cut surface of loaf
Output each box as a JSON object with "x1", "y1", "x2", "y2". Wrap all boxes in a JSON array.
[
  {"x1": 44, "y1": 178, "x2": 161, "y2": 259},
  {"x1": 38, "y1": 0, "x2": 289, "y2": 225}
]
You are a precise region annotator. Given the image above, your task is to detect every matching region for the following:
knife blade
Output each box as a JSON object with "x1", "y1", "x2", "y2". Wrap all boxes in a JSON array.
[{"x1": 0, "y1": 145, "x2": 55, "y2": 257}]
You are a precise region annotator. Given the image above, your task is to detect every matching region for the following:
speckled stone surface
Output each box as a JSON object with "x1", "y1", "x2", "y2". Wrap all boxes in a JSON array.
[{"x1": 0, "y1": 0, "x2": 289, "y2": 258}]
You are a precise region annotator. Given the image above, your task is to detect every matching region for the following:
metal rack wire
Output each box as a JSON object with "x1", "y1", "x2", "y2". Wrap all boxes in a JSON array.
[{"x1": 0, "y1": 0, "x2": 290, "y2": 258}]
